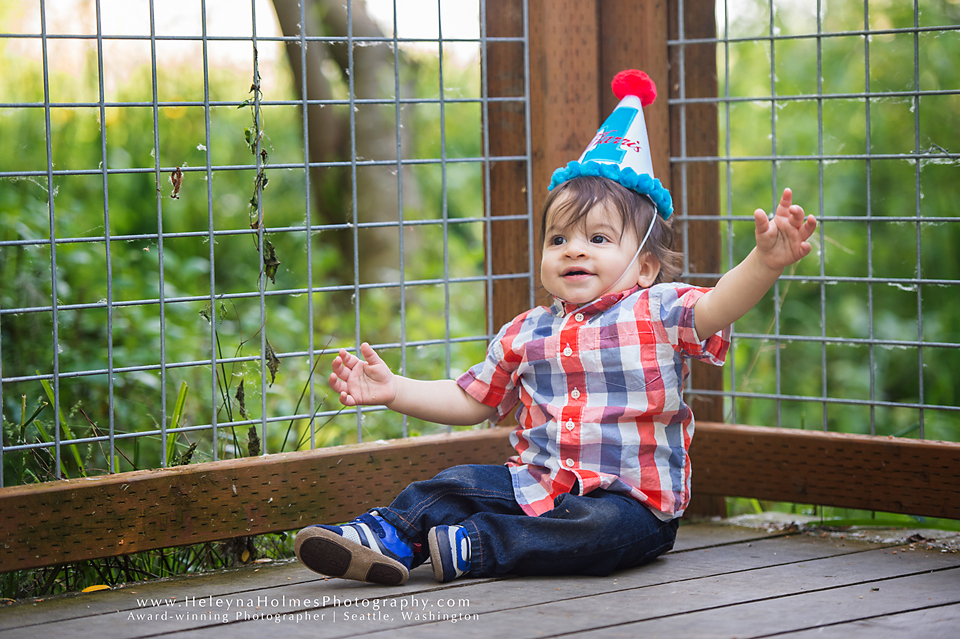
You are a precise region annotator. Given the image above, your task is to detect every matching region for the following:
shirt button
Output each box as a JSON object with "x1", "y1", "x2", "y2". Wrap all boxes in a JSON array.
[
  {"x1": 571, "y1": 388, "x2": 581, "y2": 400},
  {"x1": 563, "y1": 346, "x2": 573, "y2": 357},
  {"x1": 574, "y1": 312, "x2": 584, "y2": 322},
  {"x1": 565, "y1": 420, "x2": 575, "y2": 431},
  {"x1": 565, "y1": 458, "x2": 575, "y2": 468}
]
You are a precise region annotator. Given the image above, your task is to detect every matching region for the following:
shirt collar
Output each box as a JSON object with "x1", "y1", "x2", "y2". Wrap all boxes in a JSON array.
[{"x1": 550, "y1": 285, "x2": 640, "y2": 319}]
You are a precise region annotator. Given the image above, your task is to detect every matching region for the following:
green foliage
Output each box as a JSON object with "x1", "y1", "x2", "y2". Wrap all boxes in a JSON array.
[
  {"x1": 0, "y1": 24, "x2": 487, "y2": 485},
  {"x1": 717, "y1": 0, "x2": 960, "y2": 440}
]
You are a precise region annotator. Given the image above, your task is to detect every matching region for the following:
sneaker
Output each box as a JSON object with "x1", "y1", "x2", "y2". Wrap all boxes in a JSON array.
[
  {"x1": 295, "y1": 512, "x2": 413, "y2": 585},
  {"x1": 427, "y1": 525, "x2": 471, "y2": 583}
]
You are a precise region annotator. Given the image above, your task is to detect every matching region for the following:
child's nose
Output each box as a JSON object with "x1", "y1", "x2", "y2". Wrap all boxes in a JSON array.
[{"x1": 563, "y1": 237, "x2": 588, "y2": 257}]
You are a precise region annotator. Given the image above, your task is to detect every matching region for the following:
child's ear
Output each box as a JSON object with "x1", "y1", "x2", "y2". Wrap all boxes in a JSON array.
[{"x1": 636, "y1": 252, "x2": 661, "y2": 288}]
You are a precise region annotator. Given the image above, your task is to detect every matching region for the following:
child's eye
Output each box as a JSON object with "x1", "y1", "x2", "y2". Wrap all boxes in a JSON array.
[
  {"x1": 550, "y1": 236, "x2": 566, "y2": 246},
  {"x1": 590, "y1": 235, "x2": 609, "y2": 244}
]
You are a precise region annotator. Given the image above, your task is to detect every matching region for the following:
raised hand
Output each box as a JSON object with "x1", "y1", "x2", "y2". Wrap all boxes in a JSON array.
[
  {"x1": 754, "y1": 188, "x2": 818, "y2": 272},
  {"x1": 328, "y1": 342, "x2": 396, "y2": 407}
]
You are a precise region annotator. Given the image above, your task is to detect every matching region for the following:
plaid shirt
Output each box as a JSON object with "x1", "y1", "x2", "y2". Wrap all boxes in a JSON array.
[{"x1": 457, "y1": 282, "x2": 730, "y2": 520}]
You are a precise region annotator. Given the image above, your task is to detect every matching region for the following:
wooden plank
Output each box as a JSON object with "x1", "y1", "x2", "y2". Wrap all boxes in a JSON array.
[
  {"x1": 0, "y1": 560, "x2": 323, "y2": 630},
  {"x1": 0, "y1": 428, "x2": 515, "y2": 573},
  {"x1": 485, "y1": 0, "x2": 533, "y2": 332},
  {"x1": 585, "y1": 572, "x2": 960, "y2": 638},
  {"x1": 672, "y1": 521, "x2": 783, "y2": 551},
  {"x1": 775, "y1": 603, "x2": 960, "y2": 639},
  {"x1": 691, "y1": 421, "x2": 960, "y2": 519},
  {"x1": 528, "y1": 0, "x2": 602, "y2": 306},
  {"x1": 572, "y1": 567, "x2": 960, "y2": 638}
]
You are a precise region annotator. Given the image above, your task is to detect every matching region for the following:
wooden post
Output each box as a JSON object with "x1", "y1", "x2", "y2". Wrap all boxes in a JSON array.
[
  {"x1": 525, "y1": 0, "x2": 603, "y2": 306},
  {"x1": 599, "y1": 0, "x2": 670, "y2": 192},
  {"x1": 486, "y1": 0, "x2": 533, "y2": 331},
  {"x1": 487, "y1": 0, "x2": 674, "y2": 318},
  {"x1": 489, "y1": 0, "x2": 724, "y2": 515},
  {"x1": 669, "y1": 0, "x2": 725, "y2": 517}
]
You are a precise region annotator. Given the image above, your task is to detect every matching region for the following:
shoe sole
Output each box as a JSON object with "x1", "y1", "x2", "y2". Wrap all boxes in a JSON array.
[
  {"x1": 426, "y1": 527, "x2": 449, "y2": 583},
  {"x1": 295, "y1": 527, "x2": 409, "y2": 586}
]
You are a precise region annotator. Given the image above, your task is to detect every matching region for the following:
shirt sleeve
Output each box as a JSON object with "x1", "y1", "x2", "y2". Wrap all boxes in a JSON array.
[
  {"x1": 649, "y1": 283, "x2": 730, "y2": 366},
  {"x1": 456, "y1": 319, "x2": 523, "y2": 422}
]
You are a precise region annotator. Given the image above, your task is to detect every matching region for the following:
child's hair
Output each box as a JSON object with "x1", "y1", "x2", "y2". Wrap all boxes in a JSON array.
[{"x1": 539, "y1": 176, "x2": 681, "y2": 284}]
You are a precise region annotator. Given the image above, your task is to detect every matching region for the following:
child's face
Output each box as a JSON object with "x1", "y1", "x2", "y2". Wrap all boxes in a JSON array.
[{"x1": 540, "y1": 195, "x2": 647, "y2": 305}]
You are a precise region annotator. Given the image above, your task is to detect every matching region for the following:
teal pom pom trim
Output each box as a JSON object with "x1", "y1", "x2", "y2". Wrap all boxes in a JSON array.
[{"x1": 548, "y1": 161, "x2": 673, "y2": 219}]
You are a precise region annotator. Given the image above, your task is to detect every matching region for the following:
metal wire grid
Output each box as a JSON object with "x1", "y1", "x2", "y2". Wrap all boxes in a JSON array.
[
  {"x1": 672, "y1": 0, "x2": 960, "y2": 437},
  {"x1": 6, "y1": 0, "x2": 956, "y2": 489},
  {"x1": 0, "y1": 0, "x2": 535, "y2": 485}
]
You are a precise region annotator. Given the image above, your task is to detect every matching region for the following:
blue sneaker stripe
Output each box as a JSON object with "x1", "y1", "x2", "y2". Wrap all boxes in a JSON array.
[
  {"x1": 456, "y1": 533, "x2": 470, "y2": 573},
  {"x1": 440, "y1": 537, "x2": 456, "y2": 578},
  {"x1": 357, "y1": 524, "x2": 379, "y2": 551}
]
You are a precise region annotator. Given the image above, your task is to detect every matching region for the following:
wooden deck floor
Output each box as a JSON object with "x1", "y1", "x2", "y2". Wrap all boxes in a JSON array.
[{"x1": 2, "y1": 521, "x2": 958, "y2": 638}]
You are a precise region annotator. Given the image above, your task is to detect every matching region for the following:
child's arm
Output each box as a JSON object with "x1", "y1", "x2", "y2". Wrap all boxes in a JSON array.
[
  {"x1": 694, "y1": 188, "x2": 817, "y2": 339},
  {"x1": 329, "y1": 342, "x2": 498, "y2": 426}
]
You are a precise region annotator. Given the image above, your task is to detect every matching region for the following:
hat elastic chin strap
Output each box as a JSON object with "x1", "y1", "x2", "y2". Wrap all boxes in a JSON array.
[{"x1": 598, "y1": 213, "x2": 657, "y2": 297}]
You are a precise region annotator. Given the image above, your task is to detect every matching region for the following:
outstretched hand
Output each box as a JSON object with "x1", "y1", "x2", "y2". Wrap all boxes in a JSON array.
[
  {"x1": 328, "y1": 342, "x2": 396, "y2": 407},
  {"x1": 754, "y1": 188, "x2": 818, "y2": 271}
]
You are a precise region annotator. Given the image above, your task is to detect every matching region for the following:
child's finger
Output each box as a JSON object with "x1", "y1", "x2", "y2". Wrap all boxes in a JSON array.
[
  {"x1": 335, "y1": 348, "x2": 357, "y2": 370},
  {"x1": 754, "y1": 208, "x2": 770, "y2": 234},
  {"x1": 360, "y1": 342, "x2": 382, "y2": 366},
  {"x1": 331, "y1": 353, "x2": 353, "y2": 379},
  {"x1": 799, "y1": 214, "x2": 818, "y2": 240},
  {"x1": 779, "y1": 187, "x2": 793, "y2": 211}
]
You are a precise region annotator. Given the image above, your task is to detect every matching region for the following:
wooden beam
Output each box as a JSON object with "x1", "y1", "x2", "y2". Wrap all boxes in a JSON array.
[
  {"x1": 528, "y1": 0, "x2": 602, "y2": 305},
  {"x1": 496, "y1": 0, "x2": 672, "y2": 318},
  {"x1": 690, "y1": 422, "x2": 960, "y2": 520},
  {"x1": 3, "y1": 423, "x2": 958, "y2": 573},
  {"x1": 485, "y1": 0, "x2": 532, "y2": 332},
  {"x1": 668, "y1": 0, "x2": 725, "y2": 517},
  {"x1": 599, "y1": 0, "x2": 670, "y2": 190},
  {"x1": 668, "y1": 0, "x2": 723, "y2": 420},
  {"x1": 0, "y1": 428, "x2": 515, "y2": 573}
]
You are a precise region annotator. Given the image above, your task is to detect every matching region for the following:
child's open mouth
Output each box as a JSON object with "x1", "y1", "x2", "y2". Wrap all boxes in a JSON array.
[{"x1": 563, "y1": 269, "x2": 592, "y2": 279}]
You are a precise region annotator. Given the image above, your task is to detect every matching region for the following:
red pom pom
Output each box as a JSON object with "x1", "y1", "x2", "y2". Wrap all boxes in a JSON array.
[{"x1": 611, "y1": 69, "x2": 656, "y2": 107}]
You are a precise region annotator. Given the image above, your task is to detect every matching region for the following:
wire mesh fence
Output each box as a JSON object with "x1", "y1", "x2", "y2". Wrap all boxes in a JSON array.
[
  {"x1": 0, "y1": 0, "x2": 532, "y2": 486},
  {"x1": 673, "y1": 0, "x2": 960, "y2": 441},
  {"x1": 1, "y1": 0, "x2": 958, "y2": 489}
]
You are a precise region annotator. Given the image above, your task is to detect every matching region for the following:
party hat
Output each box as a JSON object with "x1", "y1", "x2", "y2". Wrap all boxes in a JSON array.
[{"x1": 548, "y1": 69, "x2": 673, "y2": 218}]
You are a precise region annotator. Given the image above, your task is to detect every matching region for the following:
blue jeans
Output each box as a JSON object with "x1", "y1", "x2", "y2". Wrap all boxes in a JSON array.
[{"x1": 377, "y1": 464, "x2": 679, "y2": 578}]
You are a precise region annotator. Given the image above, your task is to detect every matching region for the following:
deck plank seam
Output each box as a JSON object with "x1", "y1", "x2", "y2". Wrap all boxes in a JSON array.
[{"x1": 750, "y1": 600, "x2": 960, "y2": 639}]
